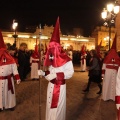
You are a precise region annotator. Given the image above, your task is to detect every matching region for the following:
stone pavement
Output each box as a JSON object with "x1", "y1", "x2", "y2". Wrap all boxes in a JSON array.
[
  {"x1": 0, "y1": 65, "x2": 117, "y2": 120},
  {"x1": 66, "y1": 65, "x2": 117, "y2": 120}
]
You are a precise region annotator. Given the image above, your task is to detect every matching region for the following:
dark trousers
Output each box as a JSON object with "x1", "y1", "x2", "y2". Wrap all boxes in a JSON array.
[
  {"x1": 85, "y1": 75, "x2": 102, "y2": 92},
  {"x1": 18, "y1": 66, "x2": 26, "y2": 81}
]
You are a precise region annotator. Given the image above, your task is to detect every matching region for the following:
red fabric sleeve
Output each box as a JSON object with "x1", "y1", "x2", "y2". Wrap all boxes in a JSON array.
[
  {"x1": 56, "y1": 72, "x2": 64, "y2": 81},
  {"x1": 45, "y1": 71, "x2": 50, "y2": 76},
  {"x1": 102, "y1": 69, "x2": 105, "y2": 74},
  {"x1": 115, "y1": 96, "x2": 120, "y2": 104},
  {"x1": 14, "y1": 74, "x2": 20, "y2": 80}
]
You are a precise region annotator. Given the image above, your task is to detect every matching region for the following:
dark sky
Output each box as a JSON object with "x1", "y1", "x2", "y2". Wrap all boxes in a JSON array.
[{"x1": 0, "y1": 0, "x2": 109, "y2": 36}]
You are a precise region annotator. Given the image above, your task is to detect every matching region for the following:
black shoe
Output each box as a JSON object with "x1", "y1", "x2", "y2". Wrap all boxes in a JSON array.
[
  {"x1": 96, "y1": 91, "x2": 102, "y2": 94},
  {"x1": 0, "y1": 109, "x2": 2, "y2": 112},
  {"x1": 9, "y1": 107, "x2": 15, "y2": 111},
  {"x1": 82, "y1": 89, "x2": 89, "y2": 92}
]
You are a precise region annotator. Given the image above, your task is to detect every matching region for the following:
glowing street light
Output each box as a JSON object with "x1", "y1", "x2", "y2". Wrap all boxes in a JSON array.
[
  {"x1": 12, "y1": 19, "x2": 18, "y2": 48},
  {"x1": 101, "y1": 0, "x2": 120, "y2": 50}
]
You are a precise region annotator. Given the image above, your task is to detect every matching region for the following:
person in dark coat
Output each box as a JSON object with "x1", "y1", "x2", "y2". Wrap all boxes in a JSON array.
[
  {"x1": 83, "y1": 49, "x2": 102, "y2": 94},
  {"x1": 17, "y1": 43, "x2": 27, "y2": 81}
]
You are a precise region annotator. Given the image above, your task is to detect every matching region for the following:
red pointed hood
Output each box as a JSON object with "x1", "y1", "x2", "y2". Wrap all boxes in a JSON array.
[
  {"x1": 50, "y1": 17, "x2": 60, "y2": 43},
  {"x1": 44, "y1": 17, "x2": 71, "y2": 67},
  {"x1": 0, "y1": 30, "x2": 15, "y2": 66},
  {"x1": 31, "y1": 38, "x2": 39, "y2": 59},
  {"x1": 0, "y1": 30, "x2": 6, "y2": 49},
  {"x1": 81, "y1": 45, "x2": 86, "y2": 55},
  {"x1": 44, "y1": 42, "x2": 48, "y2": 55},
  {"x1": 111, "y1": 34, "x2": 117, "y2": 50},
  {"x1": 103, "y1": 49, "x2": 120, "y2": 64},
  {"x1": 103, "y1": 34, "x2": 120, "y2": 65},
  {"x1": 96, "y1": 40, "x2": 102, "y2": 58}
]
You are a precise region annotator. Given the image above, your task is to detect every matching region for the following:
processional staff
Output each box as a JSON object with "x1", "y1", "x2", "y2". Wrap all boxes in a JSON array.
[{"x1": 38, "y1": 24, "x2": 42, "y2": 120}]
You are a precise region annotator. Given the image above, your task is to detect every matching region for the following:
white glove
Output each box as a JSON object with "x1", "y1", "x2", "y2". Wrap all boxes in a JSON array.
[
  {"x1": 17, "y1": 80, "x2": 21, "y2": 84},
  {"x1": 38, "y1": 70, "x2": 45, "y2": 76},
  {"x1": 116, "y1": 104, "x2": 120, "y2": 110},
  {"x1": 45, "y1": 73, "x2": 57, "y2": 81}
]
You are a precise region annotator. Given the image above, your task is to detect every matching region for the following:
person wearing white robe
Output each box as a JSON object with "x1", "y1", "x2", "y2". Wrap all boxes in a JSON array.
[
  {"x1": 102, "y1": 57, "x2": 119, "y2": 101},
  {"x1": 30, "y1": 57, "x2": 39, "y2": 80},
  {"x1": 41, "y1": 61, "x2": 74, "y2": 120},
  {"x1": 0, "y1": 30, "x2": 20, "y2": 111},
  {"x1": 80, "y1": 53, "x2": 87, "y2": 72},
  {"x1": 0, "y1": 63, "x2": 20, "y2": 111},
  {"x1": 102, "y1": 35, "x2": 120, "y2": 101},
  {"x1": 30, "y1": 39, "x2": 40, "y2": 80},
  {"x1": 38, "y1": 17, "x2": 74, "y2": 120},
  {"x1": 80, "y1": 45, "x2": 87, "y2": 72}
]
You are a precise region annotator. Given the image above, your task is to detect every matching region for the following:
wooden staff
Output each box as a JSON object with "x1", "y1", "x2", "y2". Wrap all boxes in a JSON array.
[{"x1": 38, "y1": 24, "x2": 42, "y2": 120}]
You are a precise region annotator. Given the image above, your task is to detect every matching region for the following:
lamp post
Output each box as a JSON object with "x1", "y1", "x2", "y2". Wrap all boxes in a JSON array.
[
  {"x1": 12, "y1": 19, "x2": 18, "y2": 48},
  {"x1": 101, "y1": 0, "x2": 120, "y2": 51}
]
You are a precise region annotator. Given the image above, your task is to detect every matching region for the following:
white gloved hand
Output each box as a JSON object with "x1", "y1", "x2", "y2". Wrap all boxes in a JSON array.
[
  {"x1": 45, "y1": 73, "x2": 57, "y2": 81},
  {"x1": 38, "y1": 70, "x2": 45, "y2": 76},
  {"x1": 17, "y1": 80, "x2": 21, "y2": 84},
  {"x1": 116, "y1": 104, "x2": 120, "y2": 110}
]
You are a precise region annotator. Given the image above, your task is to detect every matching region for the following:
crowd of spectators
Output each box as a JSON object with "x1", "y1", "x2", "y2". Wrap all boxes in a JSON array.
[
  {"x1": 6, "y1": 42, "x2": 33, "y2": 81},
  {"x1": 5, "y1": 42, "x2": 120, "y2": 82}
]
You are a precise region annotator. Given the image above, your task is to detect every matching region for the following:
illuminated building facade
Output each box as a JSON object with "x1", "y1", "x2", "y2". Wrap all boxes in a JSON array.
[
  {"x1": 91, "y1": 26, "x2": 115, "y2": 51},
  {"x1": 2, "y1": 25, "x2": 95, "y2": 51}
]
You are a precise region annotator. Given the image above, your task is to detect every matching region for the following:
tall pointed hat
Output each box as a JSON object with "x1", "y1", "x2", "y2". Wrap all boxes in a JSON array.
[
  {"x1": 96, "y1": 40, "x2": 102, "y2": 58},
  {"x1": 31, "y1": 38, "x2": 39, "y2": 59},
  {"x1": 50, "y1": 17, "x2": 60, "y2": 44},
  {"x1": 44, "y1": 42, "x2": 48, "y2": 55},
  {"x1": 111, "y1": 33, "x2": 117, "y2": 50},
  {"x1": 103, "y1": 33, "x2": 120, "y2": 64},
  {"x1": 0, "y1": 29, "x2": 15, "y2": 66},
  {"x1": 80, "y1": 45, "x2": 86, "y2": 65},
  {"x1": 34, "y1": 38, "x2": 38, "y2": 53},
  {"x1": 0, "y1": 30, "x2": 6, "y2": 49},
  {"x1": 44, "y1": 17, "x2": 71, "y2": 67},
  {"x1": 81, "y1": 45, "x2": 86, "y2": 55}
]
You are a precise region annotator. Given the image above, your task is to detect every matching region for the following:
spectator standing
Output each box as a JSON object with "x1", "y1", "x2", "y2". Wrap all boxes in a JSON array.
[
  {"x1": 8, "y1": 45, "x2": 18, "y2": 66},
  {"x1": 68, "y1": 49, "x2": 73, "y2": 60},
  {"x1": 24, "y1": 47, "x2": 31, "y2": 78},
  {"x1": 83, "y1": 49, "x2": 102, "y2": 94},
  {"x1": 86, "y1": 50, "x2": 91, "y2": 67},
  {"x1": 18, "y1": 43, "x2": 27, "y2": 81}
]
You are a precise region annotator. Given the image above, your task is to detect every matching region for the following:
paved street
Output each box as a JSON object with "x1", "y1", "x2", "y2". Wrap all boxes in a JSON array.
[{"x1": 0, "y1": 65, "x2": 117, "y2": 120}]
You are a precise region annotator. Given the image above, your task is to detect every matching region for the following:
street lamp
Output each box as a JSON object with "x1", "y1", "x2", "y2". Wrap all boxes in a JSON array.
[
  {"x1": 12, "y1": 19, "x2": 18, "y2": 48},
  {"x1": 101, "y1": 0, "x2": 120, "y2": 50}
]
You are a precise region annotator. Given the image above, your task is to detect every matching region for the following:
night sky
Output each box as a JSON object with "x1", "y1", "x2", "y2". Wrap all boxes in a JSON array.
[{"x1": 0, "y1": 0, "x2": 109, "y2": 36}]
